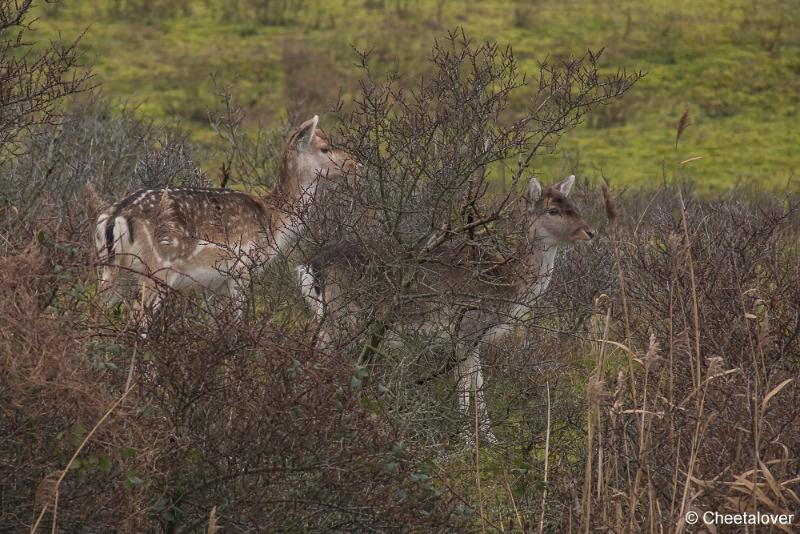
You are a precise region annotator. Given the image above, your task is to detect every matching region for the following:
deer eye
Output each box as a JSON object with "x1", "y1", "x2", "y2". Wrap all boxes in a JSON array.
[
  {"x1": 547, "y1": 208, "x2": 561, "y2": 216},
  {"x1": 321, "y1": 146, "x2": 331, "y2": 154}
]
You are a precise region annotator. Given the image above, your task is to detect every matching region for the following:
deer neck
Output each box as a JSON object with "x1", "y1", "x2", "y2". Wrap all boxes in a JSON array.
[
  {"x1": 265, "y1": 156, "x2": 319, "y2": 256},
  {"x1": 273, "y1": 150, "x2": 321, "y2": 205},
  {"x1": 509, "y1": 241, "x2": 557, "y2": 322},
  {"x1": 530, "y1": 242, "x2": 557, "y2": 300}
]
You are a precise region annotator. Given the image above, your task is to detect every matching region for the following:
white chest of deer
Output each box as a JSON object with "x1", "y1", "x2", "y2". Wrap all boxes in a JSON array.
[{"x1": 93, "y1": 115, "x2": 355, "y2": 322}]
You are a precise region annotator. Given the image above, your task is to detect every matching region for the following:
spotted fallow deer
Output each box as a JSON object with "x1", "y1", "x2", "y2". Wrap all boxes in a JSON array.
[
  {"x1": 296, "y1": 175, "x2": 593, "y2": 443},
  {"x1": 93, "y1": 116, "x2": 355, "y2": 325}
]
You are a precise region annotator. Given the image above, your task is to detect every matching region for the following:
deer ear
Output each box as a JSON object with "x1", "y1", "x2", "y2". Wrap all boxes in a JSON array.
[
  {"x1": 294, "y1": 115, "x2": 319, "y2": 148},
  {"x1": 558, "y1": 175, "x2": 576, "y2": 197},
  {"x1": 526, "y1": 176, "x2": 542, "y2": 204}
]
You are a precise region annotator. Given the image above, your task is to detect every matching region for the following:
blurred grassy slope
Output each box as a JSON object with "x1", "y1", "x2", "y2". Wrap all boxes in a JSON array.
[{"x1": 35, "y1": 0, "x2": 800, "y2": 192}]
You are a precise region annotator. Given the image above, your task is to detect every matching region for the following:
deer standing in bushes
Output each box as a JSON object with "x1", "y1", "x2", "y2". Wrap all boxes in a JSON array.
[
  {"x1": 297, "y1": 175, "x2": 593, "y2": 443},
  {"x1": 90, "y1": 116, "x2": 356, "y2": 327}
]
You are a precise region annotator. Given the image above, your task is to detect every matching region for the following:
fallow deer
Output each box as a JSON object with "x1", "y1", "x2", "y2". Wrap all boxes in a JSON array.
[
  {"x1": 296, "y1": 175, "x2": 593, "y2": 443},
  {"x1": 93, "y1": 115, "x2": 356, "y2": 326}
]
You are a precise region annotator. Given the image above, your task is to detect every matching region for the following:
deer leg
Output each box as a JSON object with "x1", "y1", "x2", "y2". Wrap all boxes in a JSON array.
[
  {"x1": 224, "y1": 269, "x2": 250, "y2": 321},
  {"x1": 471, "y1": 351, "x2": 498, "y2": 444},
  {"x1": 295, "y1": 264, "x2": 333, "y2": 349},
  {"x1": 456, "y1": 353, "x2": 473, "y2": 417},
  {"x1": 296, "y1": 264, "x2": 325, "y2": 318},
  {"x1": 97, "y1": 266, "x2": 121, "y2": 307},
  {"x1": 95, "y1": 260, "x2": 142, "y2": 317},
  {"x1": 132, "y1": 276, "x2": 165, "y2": 336},
  {"x1": 457, "y1": 347, "x2": 498, "y2": 444}
]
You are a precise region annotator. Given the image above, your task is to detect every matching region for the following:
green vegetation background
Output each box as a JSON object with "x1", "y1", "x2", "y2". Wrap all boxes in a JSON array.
[{"x1": 36, "y1": 0, "x2": 800, "y2": 192}]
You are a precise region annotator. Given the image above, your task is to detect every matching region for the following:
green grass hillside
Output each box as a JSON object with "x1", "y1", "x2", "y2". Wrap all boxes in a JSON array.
[{"x1": 36, "y1": 0, "x2": 800, "y2": 192}]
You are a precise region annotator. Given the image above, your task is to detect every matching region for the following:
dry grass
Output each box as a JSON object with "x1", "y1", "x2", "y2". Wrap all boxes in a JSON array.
[{"x1": 540, "y1": 179, "x2": 800, "y2": 531}]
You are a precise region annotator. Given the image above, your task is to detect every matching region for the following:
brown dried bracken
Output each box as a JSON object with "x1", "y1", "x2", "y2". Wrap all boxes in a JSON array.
[
  {"x1": 641, "y1": 333, "x2": 662, "y2": 371},
  {"x1": 675, "y1": 108, "x2": 690, "y2": 149},
  {"x1": 601, "y1": 180, "x2": 619, "y2": 224}
]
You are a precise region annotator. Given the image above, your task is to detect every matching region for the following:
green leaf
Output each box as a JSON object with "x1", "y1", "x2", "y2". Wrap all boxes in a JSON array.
[
  {"x1": 410, "y1": 472, "x2": 430, "y2": 483},
  {"x1": 359, "y1": 395, "x2": 374, "y2": 410},
  {"x1": 98, "y1": 454, "x2": 112, "y2": 475},
  {"x1": 383, "y1": 462, "x2": 399, "y2": 474},
  {"x1": 454, "y1": 504, "x2": 475, "y2": 517},
  {"x1": 187, "y1": 447, "x2": 202, "y2": 463},
  {"x1": 70, "y1": 424, "x2": 87, "y2": 447},
  {"x1": 391, "y1": 441, "x2": 406, "y2": 456},
  {"x1": 120, "y1": 446, "x2": 137, "y2": 461},
  {"x1": 354, "y1": 365, "x2": 369, "y2": 379},
  {"x1": 152, "y1": 497, "x2": 168, "y2": 513},
  {"x1": 287, "y1": 358, "x2": 303, "y2": 377}
]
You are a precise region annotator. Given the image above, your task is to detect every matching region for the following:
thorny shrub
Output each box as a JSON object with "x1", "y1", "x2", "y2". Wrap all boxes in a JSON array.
[
  {"x1": 0, "y1": 0, "x2": 92, "y2": 159},
  {"x1": 0, "y1": 95, "x2": 461, "y2": 531},
  {"x1": 296, "y1": 31, "x2": 640, "y2": 444}
]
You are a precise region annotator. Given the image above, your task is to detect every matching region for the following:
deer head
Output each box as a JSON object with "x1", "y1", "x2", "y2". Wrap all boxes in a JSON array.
[
  {"x1": 525, "y1": 175, "x2": 594, "y2": 246},
  {"x1": 276, "y1": 116, "x2": 357, "y2": 203}
]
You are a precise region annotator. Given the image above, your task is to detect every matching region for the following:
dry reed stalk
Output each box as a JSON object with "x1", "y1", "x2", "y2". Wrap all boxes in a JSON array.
[
  {"x1": 739, "y1": 291, "x2": 795, "y2": 522},
  {"x1": 501, "y1": 470, "x2": 523, "y2": 532},
  {"x1": 30, "y1": 383, "x2": 136, "y2": 533},
  {"x1": 474, "y1": 387, "x2": 486, "y2": 534},
  {"x1": 610, "y1": 218, "x2": 637, "y2": 406},
  {"x1": 207, "y1": 506, "x2": 220, "y2": 534},
  {"x1": 596, "y1": 304, "x2": 612, "y2": 526},
  {"x1": 582, "y1": 304, "x2": 613, "y2": 532},
  {"x1": 604, "y1": 186, "x2": 644, "y2": 533},
  {"x1": 630, "y1": 334, "x2": 661, "y2": 531},
  {"x1": 675, "y1": 187, "x2": 703, "y2": 395},
  {"x1": 739, "y1": 292, "x2": 764, "y2": 516},
  {"x1": 666, "y1": 238, "x2": 680, "y2": 527},
  {"x1": 30, "y1": 346, "x2": 138, "y2": 534},
  {"x1": 671, "y1": 136, "x2": 708, "y2": 531},
  {"x1": 725, "y1": 456, "x2": 800, "y2": 533},
  {"x1": 581, "y1": 386, "x2": 596, "y2": 530},
  {"x1": 537, "y1": 381, "x2": 551, "y2": 534},
  {"x1": 648, "y1": 480, "x2": 657, "y2": 533}
]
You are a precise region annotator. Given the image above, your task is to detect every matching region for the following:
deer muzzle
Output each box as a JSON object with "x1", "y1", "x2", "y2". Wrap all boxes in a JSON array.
[{"x1": 573, "y1": 227, "x2": 594, "y2": 241}]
